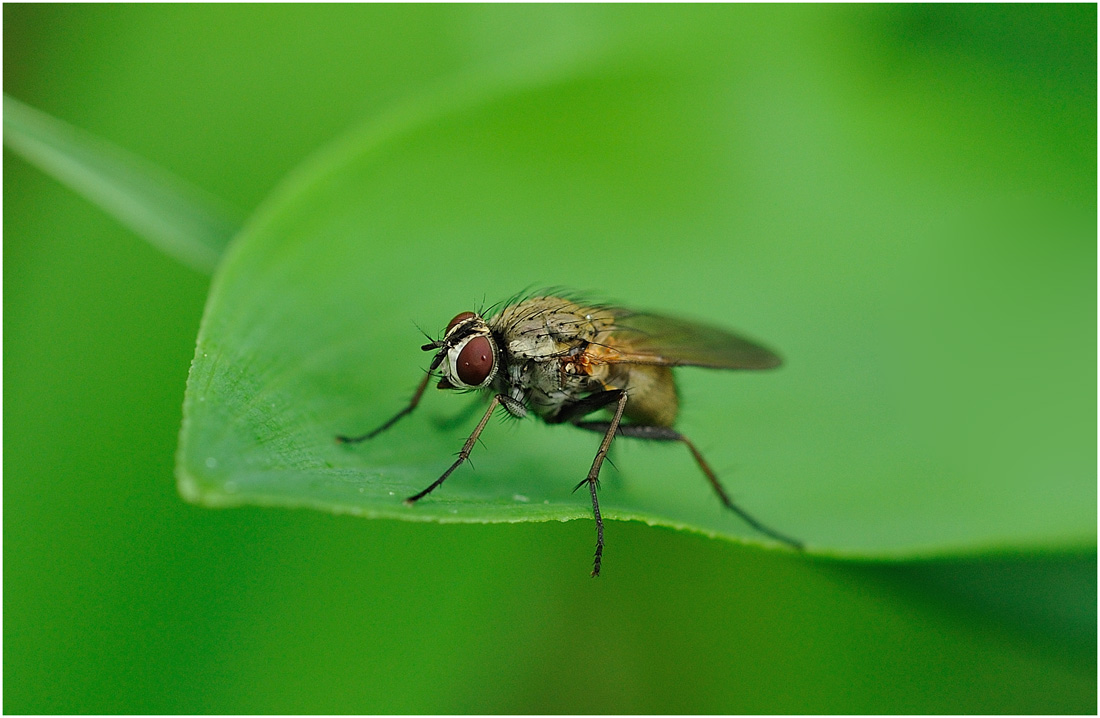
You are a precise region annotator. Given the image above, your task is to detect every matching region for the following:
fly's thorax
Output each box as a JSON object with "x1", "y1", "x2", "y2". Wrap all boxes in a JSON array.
[
  {"x1": 482, "y1": 297, "x2": 621, "y2": 421},
  {"x1": 518, "y1": 359, "x2": 597, "y2": 420},
  {"x1": 490, "y1": 297, "x2": 618, "y2": 362}
]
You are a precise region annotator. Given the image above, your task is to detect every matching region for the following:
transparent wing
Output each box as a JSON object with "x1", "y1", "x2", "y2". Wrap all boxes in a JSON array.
[{"x1": 596, "y1": 309, "x2": 782, "y2": 370}]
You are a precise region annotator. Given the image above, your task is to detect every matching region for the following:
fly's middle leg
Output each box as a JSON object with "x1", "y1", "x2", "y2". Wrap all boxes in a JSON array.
[
  {"x1": 571, "y1": 390, "x2": 629, "y2": 577},
  {"x1": 571, "y1": 421, "x2": 803, "y2": 551}
]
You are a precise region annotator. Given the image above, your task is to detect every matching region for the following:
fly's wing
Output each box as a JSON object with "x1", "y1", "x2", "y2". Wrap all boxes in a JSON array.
[{"x1": 594, "y1": 309, "x2": 782, "y2": 370}]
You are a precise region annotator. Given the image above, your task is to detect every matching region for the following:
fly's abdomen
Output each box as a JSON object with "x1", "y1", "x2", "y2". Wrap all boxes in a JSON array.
[{"x1": 612, "y1": 364, "x2": 679, "y2": 427}]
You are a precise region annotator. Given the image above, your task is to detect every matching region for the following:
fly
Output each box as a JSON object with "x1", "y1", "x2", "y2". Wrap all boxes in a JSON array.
[{"x1": 337, "y1": 293, "x2": 802, "y2": 576}]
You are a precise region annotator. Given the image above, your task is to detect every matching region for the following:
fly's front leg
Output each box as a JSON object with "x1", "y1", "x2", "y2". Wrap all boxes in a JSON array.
[
  {"x1": 572, "y1": 422, "x2": 803, "y2": 550},
  {"x1": 571, "y1": 390, "x2": 629, "y2": 577},
  {"x1": 406, "y1": 395, "x2": 502, "y2": 504},
  {"x1": 337, "y1": 371, "x2": 433, "y2": 444}
]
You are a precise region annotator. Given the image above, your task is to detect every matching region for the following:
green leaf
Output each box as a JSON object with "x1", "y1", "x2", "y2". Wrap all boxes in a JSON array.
[
  {"x1": 3, "y1": 93, "x2": 240, "y2": 273},
  {"x1": 177, "y1": 15, "x2": 1095, "y2": 559}
]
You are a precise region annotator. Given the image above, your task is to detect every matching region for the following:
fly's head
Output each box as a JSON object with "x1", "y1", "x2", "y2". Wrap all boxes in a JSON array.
[{"x1": 422, "y1": 311, "x2": 499, "y2": 391}]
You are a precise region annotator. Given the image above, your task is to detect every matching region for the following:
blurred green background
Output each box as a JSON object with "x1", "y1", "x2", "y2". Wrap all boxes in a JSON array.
[{"x1": 5, "y1": 4, "x2": 1096, "y2": 714}]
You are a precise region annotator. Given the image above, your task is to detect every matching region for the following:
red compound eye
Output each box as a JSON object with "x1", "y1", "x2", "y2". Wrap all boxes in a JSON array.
[
  {"x1": 445, "y1": 312, "x2": 477, "y2": 335},
  {"x1": 456, "y1": 335, "x2": 494, "y2": 386}
]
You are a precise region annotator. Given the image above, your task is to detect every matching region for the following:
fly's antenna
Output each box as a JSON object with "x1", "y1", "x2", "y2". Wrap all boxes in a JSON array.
[{"x1": 413, "y1": 321, "x2": 439, "y2": 345}]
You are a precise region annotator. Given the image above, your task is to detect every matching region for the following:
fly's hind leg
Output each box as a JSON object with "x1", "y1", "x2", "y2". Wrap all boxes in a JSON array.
[{"x1": 572, "y1": 421, "x2": 803, "y2": 550}]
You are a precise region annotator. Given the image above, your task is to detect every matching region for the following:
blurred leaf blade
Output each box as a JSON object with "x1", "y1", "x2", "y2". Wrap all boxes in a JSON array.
[{"x1": 3, "y1": 93, "x2": 240, "y2": 273}]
